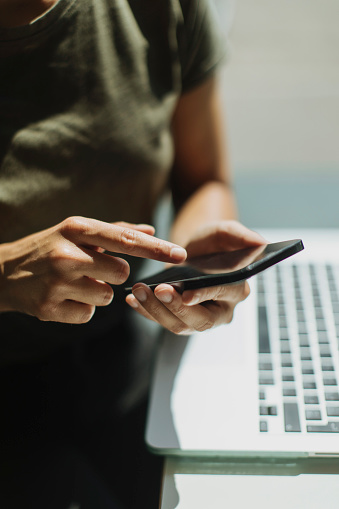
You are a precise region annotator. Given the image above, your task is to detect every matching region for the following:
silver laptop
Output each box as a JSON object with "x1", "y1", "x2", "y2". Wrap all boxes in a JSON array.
[{"x1": 146, "y1": 229, "x2": 339, "y2": 458}]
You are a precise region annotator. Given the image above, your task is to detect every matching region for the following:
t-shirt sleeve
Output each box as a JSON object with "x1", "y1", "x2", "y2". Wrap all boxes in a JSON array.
[{"x1": 177, "y1": 0, "x2": 226, "y2": 91}]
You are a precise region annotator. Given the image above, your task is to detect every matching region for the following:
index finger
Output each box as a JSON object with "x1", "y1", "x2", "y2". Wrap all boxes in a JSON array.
[{"x1": 60, "y1": 217, "x2": 187, "y2": 263}]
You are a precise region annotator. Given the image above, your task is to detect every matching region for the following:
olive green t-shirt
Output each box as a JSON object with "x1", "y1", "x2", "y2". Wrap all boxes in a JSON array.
[{"x1": 0, "y1": 0, "x2": 224, "y2": 360}]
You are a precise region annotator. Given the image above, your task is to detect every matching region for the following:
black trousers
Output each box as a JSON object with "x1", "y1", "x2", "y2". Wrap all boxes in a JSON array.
[{"x1": 0, "y1": 313, "x2": 163, "y2": 509}]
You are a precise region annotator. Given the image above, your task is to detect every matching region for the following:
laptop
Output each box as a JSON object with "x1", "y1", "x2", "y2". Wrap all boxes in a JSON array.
[{"x1": 145, "y1": 229, "x2": 339, "y2": 459}]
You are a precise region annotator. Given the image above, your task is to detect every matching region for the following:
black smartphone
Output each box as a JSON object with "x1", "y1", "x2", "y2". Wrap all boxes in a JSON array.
[{"x1": 125, "y1": 239, "x2": 304, "y2": 293}]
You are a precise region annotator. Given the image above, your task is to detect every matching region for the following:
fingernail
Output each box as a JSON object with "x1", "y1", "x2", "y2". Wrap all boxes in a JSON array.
[
  {"x1": 156, "y1": 290, "x2": 173, "y2": 304},
  {"x1": 127, "y1": 296, "x2": 139, "y2": 308},
  {"x1": 183, "y1": 293, "x2": 200, "y2": 306},
  {"x1": 170, "y1": 247, "x2": 187, "y2": 261},
  {"x1": 133, "y1": 287, "x2": 147, "y2": 303}
]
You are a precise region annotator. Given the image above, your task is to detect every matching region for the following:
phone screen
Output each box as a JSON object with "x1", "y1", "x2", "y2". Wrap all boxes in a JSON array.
[{"x1": 125, "y1": 239, "x2": 304, "y2": 292}]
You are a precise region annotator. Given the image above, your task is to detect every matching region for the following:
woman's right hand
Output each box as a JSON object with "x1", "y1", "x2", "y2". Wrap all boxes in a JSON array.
[{"x1": 0, "y1": 216, "x2": 187, "y2": 324}]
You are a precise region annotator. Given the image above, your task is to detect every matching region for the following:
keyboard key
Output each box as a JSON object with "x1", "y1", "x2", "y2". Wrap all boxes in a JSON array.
[
  {"x1": 325, "y1": 392, "x2": 339, "y2": 401},
  {"x1": 259, "y1": 376, "x2": 274, "y2": 385},
  {"x1": 278, "y1": 305, "x2": 286, "y2": 316},
  {"x1": 305, "y1": 409, "x2": 322, "y2": 420},
  {"x1": 300, "y1": 349, "x2": 312, "y2": 361},
  {"x1": 284, "y1": 402, "x2": 301, "y2": 432},
  {"x1": 279, "y1": 316, "x2": 288, "y2": 328},
  {"x1": 299, "y1": 334, "x2": 309, "y2": 347},
  {"x1": 303, "y1": 381, "x2": 317, "y2": 390},
  {"x1": 312, "y1": 287, "x2": 320, "y2": 299},
  {"x1": 313, "y1": 297, "x2": 322, "y2": 308},
  {"x1": 277, "y1": 294, "x2": 284, "y2": 306},
  {"x1": 298, "y1": 323, "x2": 308, "y2": 334},
  {"x1": 259, "y1": 361, "x2": 273, "y2": 371},
  {"x1": 280, "y1": 329, "x2": 290, "y2": 340},
  {"x1": 321, "y1": 364, "x2": 335, "y2": 372},
  {"x1": 317, "y1": 331, "x2": 329, "y2": 344},
  {"x1": 281, "y1": 355, "x2": 293, "y2": 368},
  {"x1": 258, "y1": 306, "x2": 270, "y2": 353},
  {"x1": 297, "y1": 310, "x2": 306, "y2": 321},
  {"x1": 304, "y1": 395, "x2": 319, "y2": 404},
  {"x1": 259, "y1": 391, "x2": 266, "y2": 400},
  {"x1": 327, "y1": 406, "x2": 339, "y2": 417},
  {"x1": 295, "y1": 289, "x2": 302, "y2": 300},
  {"x1": 295, "y1": 299, "x2": 304, "y2": 311},
  {"x1": 307, "y1": 422, "x2": 339, "y2": 433},
  {"x1": 260, "y1": 421, "x2": 268, "y2": 432},
  {"x1": 314, "y1": 308, "x2": 324, "y2": 319},
  {"x1": 316, "y1": 319, "x2": 327, "y2": 331},
  {"x1": 283, "y1": 388, "x2": 297, "y2": 397},
  {"x1": 323, "y1": 377, "x2": 337, "y2": 386},
  {"x1": 302, "y1": 367, "x2": 314, "y2": 375},
  {"x1": 319, "y1": 345, "x2": 332, "y2": 358},
  {"x1": 280, "y1": 342, "x2": 291, "y2": 354},
  {"x1": 260, "y1": 406, "x2": 277, "y2": 416},
  {"x1": 282, "y1": 374, "x2": 295, "y2": 382}
]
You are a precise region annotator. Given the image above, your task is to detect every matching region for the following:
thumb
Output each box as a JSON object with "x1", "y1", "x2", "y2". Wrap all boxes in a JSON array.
[{"x1": 186, "y1": 221, "x2": 266, "y2": 258}]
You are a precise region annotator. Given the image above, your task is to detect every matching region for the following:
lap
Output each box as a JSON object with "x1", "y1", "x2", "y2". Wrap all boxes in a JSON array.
[{"x1": 0, "y1": 314, "x2": 162, "y2": 509}]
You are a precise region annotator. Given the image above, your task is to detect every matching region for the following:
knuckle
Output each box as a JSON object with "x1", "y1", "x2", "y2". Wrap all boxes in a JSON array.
[
  {"x1": 49, "y1": 243, "x2": 77, "y2": 274},
  {"x1": 150, "y1": 240, "x2": 164, "y2": 258},
  {"x1": 214, "y1": 225, "x2": 232, "y2": 250},
  {"x1": 36, "y1": 298, "x2": 58, "y2": 322},
  {"x1": 174, "y1": 302, "x2": 189, "y2": 317},
  {"x1": 60, "y1": 216, "x2": 86, "y2": 236},
  {"x1": 213, "y1": 285, "x2": 226, "y2": 300},
  {"x1": 120, "y1": 228, "x2": 138, "y2": 251},
  {"x1": 196, "y1": 318, "x2": 214, "y2": 332}
]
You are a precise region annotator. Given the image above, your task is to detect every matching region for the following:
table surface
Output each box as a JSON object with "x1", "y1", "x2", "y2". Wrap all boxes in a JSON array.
[{"x1": 160, "y1": 456, "x2": 339, "y2": 509}]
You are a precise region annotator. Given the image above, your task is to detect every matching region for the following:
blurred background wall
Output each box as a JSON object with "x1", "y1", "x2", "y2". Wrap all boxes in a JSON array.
[{"x1": 214, "y1": 0, "x2": 339, "y2": 228}]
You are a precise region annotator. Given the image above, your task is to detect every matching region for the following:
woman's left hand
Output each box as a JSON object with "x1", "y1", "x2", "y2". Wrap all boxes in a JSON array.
[{"x1": 126, "y1": 220, "x2": 265, "y2": 335}]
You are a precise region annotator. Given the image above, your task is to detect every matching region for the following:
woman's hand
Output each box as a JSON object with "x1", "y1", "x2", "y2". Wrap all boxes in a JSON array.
[
  {"x1": 126, "y1": 220, "x2": 265, "y2": 335},
  {"x1": 0, "y1": 216, "x2": 187, "y2": 324}
]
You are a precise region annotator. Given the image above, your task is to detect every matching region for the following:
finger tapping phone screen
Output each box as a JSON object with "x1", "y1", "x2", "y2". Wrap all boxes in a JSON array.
[{"x1": 125, "y1": 239, "x2": 304, "y2": 292}]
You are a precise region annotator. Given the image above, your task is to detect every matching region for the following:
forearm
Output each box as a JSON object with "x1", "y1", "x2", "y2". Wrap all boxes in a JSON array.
[{"x1": 170, "y1": 180, "x2": 238, "y2": 248}]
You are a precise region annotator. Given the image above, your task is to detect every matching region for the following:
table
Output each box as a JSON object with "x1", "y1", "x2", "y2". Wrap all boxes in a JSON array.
[{"x1": 160, "y1": 456, "x2": 339, "y2": 509}]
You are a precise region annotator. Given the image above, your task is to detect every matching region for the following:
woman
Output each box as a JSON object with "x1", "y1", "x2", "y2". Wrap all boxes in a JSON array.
[{"x1": 0, "y1": 0, "x2": 264, "y2": 507}]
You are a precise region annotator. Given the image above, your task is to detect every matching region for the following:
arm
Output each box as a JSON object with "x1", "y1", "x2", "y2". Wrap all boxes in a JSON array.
[
  {"x1": 170, "y1": 76, "x2": 264, "y2": 257},
  {"x1": 170, "y1": 74, "x2": 238, "y2": 247},
  {"x1": 126, "y1": 75, "x2": 265, "y2": 333}
]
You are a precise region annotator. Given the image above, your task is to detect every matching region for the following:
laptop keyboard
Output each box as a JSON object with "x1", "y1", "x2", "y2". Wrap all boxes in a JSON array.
[{"x1": 257, "y1": 263, "x2": 339, "y2": 434}]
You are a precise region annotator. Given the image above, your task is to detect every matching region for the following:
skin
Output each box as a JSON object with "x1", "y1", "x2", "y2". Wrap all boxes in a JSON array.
[
  {"x1": 0, "y1": 218, "x2": 187, "y2": 323},
  {"x1": 0, "y1": 1, "x2": 265, "y2": 331},
  {"x1": 126, "y1": 78, "x2": 266, "y2": 334}
]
